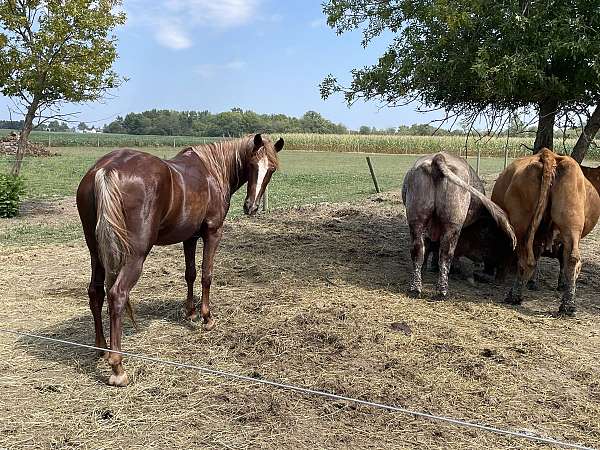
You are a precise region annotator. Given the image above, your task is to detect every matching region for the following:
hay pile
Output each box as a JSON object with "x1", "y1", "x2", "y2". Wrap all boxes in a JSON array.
[{"x1": 0, "y1": 131, "x2": 56, "y2": 157}]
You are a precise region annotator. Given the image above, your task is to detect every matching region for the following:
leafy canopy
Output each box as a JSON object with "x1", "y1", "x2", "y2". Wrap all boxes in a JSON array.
[
  {"x1": 321, "y1": 0, "x2": 600, "y2": 117},
  {"x1": 0, "y1": 0, "x2": 126, "y2": 108}
]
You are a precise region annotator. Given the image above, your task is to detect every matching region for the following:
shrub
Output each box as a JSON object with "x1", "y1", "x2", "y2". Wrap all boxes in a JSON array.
[{"x1": 0, "y1": 174, "x2": 25, "y2": 218}]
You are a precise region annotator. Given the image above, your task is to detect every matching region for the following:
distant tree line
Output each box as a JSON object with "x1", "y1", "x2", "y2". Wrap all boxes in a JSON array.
[
  {"x1": 103, "y1": 109, "x2": 349, "y2": 136},
  {"x1": 0, "y1": 119, "x2": 71, "y2": 132}
]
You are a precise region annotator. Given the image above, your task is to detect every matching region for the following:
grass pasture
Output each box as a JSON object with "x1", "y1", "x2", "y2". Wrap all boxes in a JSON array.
[{"x1": 0, "y1": 147, "x2": 599, "y2": 449}]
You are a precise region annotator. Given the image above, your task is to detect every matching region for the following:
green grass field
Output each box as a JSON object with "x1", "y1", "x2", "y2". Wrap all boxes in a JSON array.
[{"x1": 0, "y1": 146, "x2": 509, "y2": 204}]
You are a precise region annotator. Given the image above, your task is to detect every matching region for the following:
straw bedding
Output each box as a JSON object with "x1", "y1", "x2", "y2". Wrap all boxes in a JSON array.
[{"x1": 0, "y1": 192, "x2": 598, "y2": 449}]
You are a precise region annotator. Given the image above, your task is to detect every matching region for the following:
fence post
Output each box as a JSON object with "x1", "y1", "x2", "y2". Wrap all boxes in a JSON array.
[
  {"x1": 97, "y1": 136, "x2": 100, "y2": 147},
  {"x1": 504, "y1": 146, "x2": 508, "y2": 169},
  {"x1": 366, "y1": 156, "x2": 380, "y2": 193},
  {"x1": 48, "y1": 134, "x2": 51, "y2": 148},
  {"x1": 173, "y1": 137, "x2": 176, "y2": 148},
  {"x1": 476, "y1": 147, "x2": 481, "y2": 176}
]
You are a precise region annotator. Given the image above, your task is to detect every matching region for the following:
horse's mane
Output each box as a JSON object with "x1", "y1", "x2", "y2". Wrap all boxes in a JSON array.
[{"x1": 190, "y1": 135, "x2": 279, "y2": 198}]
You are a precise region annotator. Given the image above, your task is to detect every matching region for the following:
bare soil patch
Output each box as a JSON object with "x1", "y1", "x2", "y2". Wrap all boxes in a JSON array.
[{"x1": 0, "y1": 194, "x2": 599, "y2": 449}]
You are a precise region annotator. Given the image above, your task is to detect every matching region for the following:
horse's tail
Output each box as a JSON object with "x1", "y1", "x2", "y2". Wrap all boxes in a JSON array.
[
  {"x1": 525, "y1": 149, "x2": 557, "y2": 268},
  {"x1": 431, "y1": 153, "x2": 517, "y2": 249},
  {"x1": 94, "y1": 168, "x2": 136, "y2": 326}
]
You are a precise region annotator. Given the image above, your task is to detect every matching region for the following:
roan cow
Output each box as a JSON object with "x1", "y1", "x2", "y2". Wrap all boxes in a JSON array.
[
  {"x1": 402, "y1": 152, "x2": 516, "y2": 298},
  {"x1": 491, "y1": 149, "x2": 600, "y2": 315}
]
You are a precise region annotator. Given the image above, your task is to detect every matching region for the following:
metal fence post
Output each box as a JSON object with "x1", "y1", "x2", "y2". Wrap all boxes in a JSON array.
[{"x1": 366, "y1": 156, "x2": 380, "y2": 193}]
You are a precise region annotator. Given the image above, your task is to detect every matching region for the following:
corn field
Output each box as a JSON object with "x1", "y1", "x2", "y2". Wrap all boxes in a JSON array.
[
  {"x1": 279, "y1": 133, "x2": 600, "y2": 159},
  {"x1": 2, "y1": 129, "x2": 599, "y2": 159}
]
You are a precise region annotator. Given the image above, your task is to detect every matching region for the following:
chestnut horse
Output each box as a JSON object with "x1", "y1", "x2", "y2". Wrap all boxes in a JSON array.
[{"x1": 76, "y1": 134, "x2": 284, "y2": 386}]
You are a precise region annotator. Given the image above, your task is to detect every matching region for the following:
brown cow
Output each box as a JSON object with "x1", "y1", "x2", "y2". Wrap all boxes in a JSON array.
[
  {"x1": 527, "y1": 162, "x2": 600, "y2": 291},
  {"x1": 491, "y1": 149, "x2": 600, "y2": 315},
  {"x1": 581, "y1": 164, "x2": 600, "y2": 194}
]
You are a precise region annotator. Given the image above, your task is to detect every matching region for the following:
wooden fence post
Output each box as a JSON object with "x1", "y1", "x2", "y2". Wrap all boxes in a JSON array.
[{"x1": 366, "y1": 156, "x2": 380, "y2": 193}]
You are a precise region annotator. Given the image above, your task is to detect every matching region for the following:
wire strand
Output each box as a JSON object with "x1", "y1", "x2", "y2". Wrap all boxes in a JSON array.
[{"x1": 0, "y1": 328, "x2": 595, "y2": 450}]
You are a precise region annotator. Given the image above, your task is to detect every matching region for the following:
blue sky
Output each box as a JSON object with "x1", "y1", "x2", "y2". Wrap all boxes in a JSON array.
[{"x1": 0, "y1": 0, "x2": 442, "y2": 130}]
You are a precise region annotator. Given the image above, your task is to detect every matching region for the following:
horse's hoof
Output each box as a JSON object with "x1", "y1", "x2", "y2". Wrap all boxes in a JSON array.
[
  {"x1": 187, "y1": 311, "x2": 198, "y2": 321},
  {"x1": 556, "y1": 283, "x2": 567, "y2": 292},
  {"x1": 527, "y1": 280, "x2": 540, "y2": 291},
  {"x1": 98, "y1": 350, "x2": 110, "y2": 360},
  {"x1": 108, "y1": 372, "x2": 129, "y2": 387},
  {"x1": 407, "y1": 289, "x2": 421, "y2": 299},
  {"x1": 203, "y1": 318, "x2": 216, "y2": 331}
]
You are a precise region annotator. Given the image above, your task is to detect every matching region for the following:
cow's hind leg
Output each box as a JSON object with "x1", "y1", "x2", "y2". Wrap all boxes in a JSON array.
[
  {"x1": 505, "y1": 242, "x2": 536, "y2": 305},
  {"x1": 408, "y1": 222, "x2": 426, "y2": 298},
  {"x1": 107, "y1": 256, "x2": 144, "y2": 387},
  {"x1": 435, "y1": 224, "x2": 460, "y2": 299},
  {"x1": 88, "y1": 251, "x2": 108, "y2": 357},
  {"x1": 558, "y1": 233, "x2": 581, "y2": 316}
]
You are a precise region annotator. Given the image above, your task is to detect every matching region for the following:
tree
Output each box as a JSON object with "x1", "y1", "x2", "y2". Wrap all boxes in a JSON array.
[
  {"x1": 77, "y1": 122, "x2": 88, "y2": 131},
  {"x1": 321, "y1": 0, "x2": 600, "y2": 158},
  {"x1": 0, "y1": 0, "x2": 126, "y2": 175}
]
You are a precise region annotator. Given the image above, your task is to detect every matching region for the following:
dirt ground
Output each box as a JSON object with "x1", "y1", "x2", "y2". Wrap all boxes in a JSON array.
[{"x1": 0, "y1": 192, "x2": 599, "y2": 449}]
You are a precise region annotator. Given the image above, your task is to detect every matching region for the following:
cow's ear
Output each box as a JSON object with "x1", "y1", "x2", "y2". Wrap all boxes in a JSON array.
[
  {"x1": 253, "y1": 133, "x2": 263, "y2": 152},
  {"x1": 275, "y1": 138, "x2": 284, "y2": 152}
]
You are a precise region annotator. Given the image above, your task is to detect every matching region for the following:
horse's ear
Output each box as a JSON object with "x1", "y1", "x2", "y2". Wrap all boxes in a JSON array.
[
  {"x1": 253, "y1": 133, "x2": 263, "y2": 151},
  {"x1": 275, "y1": 138, "x2": 284, "y2": 152}
]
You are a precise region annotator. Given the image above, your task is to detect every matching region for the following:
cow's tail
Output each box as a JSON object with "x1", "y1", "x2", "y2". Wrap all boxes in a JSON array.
[
  {"x1": 525, "y1": 150, "x2": 557, "y2": 267},
  {"x1": 432, "y1": 153, "x2": 517, "y2": 249},
  {"x1": 94, "y1": 168, "x2": 136, "y2": 327}
]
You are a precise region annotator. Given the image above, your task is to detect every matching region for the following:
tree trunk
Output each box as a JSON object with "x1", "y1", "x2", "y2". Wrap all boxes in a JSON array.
[
  {"x1": 533, "y1": 98, "x2": 558, "y2": 153},
  {"x1": 11, "y1": 100, "x2": 38, "y2": 176},
  {"x1": 571, "y1": 104, "x2": 600, "y2": 164}
]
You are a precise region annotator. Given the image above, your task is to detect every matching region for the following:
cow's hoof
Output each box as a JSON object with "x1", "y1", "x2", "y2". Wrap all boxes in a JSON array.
[
  {"x1": 558, "y1": 304, "x2": 576, "y2": 317},
  {"x1": 526, "y1": 280, "x2": 540, "y2": 291},
  {"x1": 431, "y1": 292, "x2": 448, "y2": 302},
  {"x1": 504, "y1": 293, "x2": 523, "y2": 305},
  {"x1": 108, "y1": 372, "x2": 129, "y2": 387},
  {"x1": 407, "y1": 289, "x2": 421, "y2": 299},
  {"x1": 203, "y1": 317, "x2": 216, "y2": 331},
  {"x1": 473, "y1": 271, "x2": 494, "y2": 284}
]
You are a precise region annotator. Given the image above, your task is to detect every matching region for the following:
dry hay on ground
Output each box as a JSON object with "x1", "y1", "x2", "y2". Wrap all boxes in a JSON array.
[
  {"x1": 0, "y1": 132, "x2": 57, "y2": 157},
  {"x1": 0, "y1": 193, "x2": 599, "y2": 449}
]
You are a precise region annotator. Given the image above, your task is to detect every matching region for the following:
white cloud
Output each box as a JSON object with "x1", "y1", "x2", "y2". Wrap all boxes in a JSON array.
[
  {"x1": 126, "y1": 0, "x2": 261, "y2": 50},
  {"x1": 156, "y1": 21, "x2": 192, "y2": 50},
  {"x1": 195, "y1": 60, "x2": 246, "y2": 78},
  {"x1": 165, "y1": 0, "x2": 260, "y2": 27}
]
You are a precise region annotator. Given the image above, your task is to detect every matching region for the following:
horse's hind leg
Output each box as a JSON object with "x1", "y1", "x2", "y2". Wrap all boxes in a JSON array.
[
  {"x1": 107, "y1": 256, "x2": 144, "y2": 387},
  {"x1": 88, "y1": 250, "x2": 108, "y2": 357},
  {"x1": 183, "y1": 237, "x2": 199, "y2": 321},
  {"x1": 200, "y1": 226, "x2": 223, "y2": 331}
]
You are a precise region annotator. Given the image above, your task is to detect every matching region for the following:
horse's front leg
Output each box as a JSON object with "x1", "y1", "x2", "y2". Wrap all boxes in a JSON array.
[
  {"x1": 183, "y1": 237, "x2": 199, "y2": 321},
  {"x1": 200, "y1": 226, "x2": 223, "y2": 331}
]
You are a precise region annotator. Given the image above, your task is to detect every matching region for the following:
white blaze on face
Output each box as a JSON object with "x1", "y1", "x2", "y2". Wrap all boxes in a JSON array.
[{"x1": 255, "y1": 155, "x2": 269, "y2": 202}]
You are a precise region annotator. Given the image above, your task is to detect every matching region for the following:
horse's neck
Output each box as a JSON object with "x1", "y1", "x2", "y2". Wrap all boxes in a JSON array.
[{"x1": 191, "y1": 142, "x2": 249, "y2": 199}]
